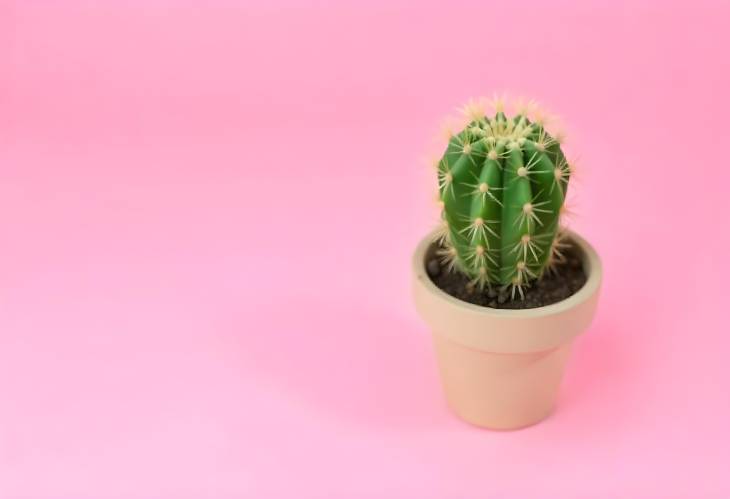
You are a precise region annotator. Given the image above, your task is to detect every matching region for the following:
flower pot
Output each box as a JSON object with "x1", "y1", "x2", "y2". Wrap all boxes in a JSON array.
[{"x1": 412, "y1": 229, "x2": 602, "y2": 430}]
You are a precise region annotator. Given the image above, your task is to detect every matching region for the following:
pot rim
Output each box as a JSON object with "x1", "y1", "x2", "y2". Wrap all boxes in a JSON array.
[{"x1": 413, "y1": 228, "x2": 602, "y2": 319}]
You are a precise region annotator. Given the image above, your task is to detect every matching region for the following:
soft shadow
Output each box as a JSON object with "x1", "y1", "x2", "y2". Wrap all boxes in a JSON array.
[
  {"x1": 229, "y1": 297, "x2": 445, "y2": 431},
  {"x1": 558, "y1": 318, "x2": 639, "y2": 421}
]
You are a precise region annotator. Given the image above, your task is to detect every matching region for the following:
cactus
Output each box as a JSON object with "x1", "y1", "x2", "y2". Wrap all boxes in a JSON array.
[{"x1": 435, "y1": 98, "x2": 572, "y2": 298}]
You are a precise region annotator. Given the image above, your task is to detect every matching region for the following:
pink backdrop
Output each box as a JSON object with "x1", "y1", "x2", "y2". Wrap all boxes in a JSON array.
[{"x1": 2, "y1": 1, "x2": 730, "y2": 497}]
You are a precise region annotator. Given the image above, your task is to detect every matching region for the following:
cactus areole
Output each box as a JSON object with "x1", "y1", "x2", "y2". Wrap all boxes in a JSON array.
[{"x1": 436, "y1": 100, "x2": 572, "y2": 299}]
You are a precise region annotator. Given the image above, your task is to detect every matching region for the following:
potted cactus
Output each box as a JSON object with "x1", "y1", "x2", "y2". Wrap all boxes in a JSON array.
[{"x1": 412, "y1": 97, "x2": 602, "y2": 430}]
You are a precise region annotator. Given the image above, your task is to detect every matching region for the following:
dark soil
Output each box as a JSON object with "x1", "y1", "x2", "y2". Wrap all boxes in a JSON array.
[{"x1": 425, "y1": 242, "x2": 587, "y2": 309}]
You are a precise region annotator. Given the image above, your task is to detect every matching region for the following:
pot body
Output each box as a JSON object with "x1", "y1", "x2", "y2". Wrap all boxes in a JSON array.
[{"x1": 413, "y1": 230, "x2": 602, "y2": 430}]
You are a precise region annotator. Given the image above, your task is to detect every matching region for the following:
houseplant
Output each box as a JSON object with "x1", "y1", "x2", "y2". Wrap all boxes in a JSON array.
[{"x1": 412, "y1": 97, "x2": 602, "y2": 430}]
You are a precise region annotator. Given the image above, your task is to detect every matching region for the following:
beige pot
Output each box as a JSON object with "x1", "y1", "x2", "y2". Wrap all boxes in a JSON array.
[{"x1": 412, "y1": 230, "x2": 602, "y2": 430}]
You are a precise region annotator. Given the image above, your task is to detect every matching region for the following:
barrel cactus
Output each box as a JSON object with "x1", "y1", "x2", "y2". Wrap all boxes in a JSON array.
[{"x1": 435, "y1": 98, "x2": 572, "y2": 298}]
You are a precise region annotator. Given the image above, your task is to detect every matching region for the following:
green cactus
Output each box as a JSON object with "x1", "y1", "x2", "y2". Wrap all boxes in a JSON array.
[{"x1": 435, "y1": 99, "x2": 572, "y2": 298}]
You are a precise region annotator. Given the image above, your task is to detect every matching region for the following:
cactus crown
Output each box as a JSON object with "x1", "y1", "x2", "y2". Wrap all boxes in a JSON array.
[{"x1": 435, "y1": 97, "x2": 572, "y2": 299}]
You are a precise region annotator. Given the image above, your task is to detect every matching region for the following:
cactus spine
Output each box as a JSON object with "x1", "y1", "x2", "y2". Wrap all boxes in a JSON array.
[{"x1": 436, "y1": 99, "x2": 571, "y2": 298}]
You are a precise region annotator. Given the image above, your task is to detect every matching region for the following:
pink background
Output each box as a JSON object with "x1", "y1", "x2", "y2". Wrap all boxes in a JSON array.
[{"x1": 2, "y1": 1, "x2": 730, "y2": 497}]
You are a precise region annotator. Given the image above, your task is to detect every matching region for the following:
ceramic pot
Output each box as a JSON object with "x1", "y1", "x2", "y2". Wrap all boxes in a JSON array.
[{"x1": 412, "y1": 229, "x2": 602, "y2": 430}]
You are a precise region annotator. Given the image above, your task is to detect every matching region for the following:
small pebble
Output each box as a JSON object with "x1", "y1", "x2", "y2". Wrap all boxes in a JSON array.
[
  {"x1": 487, "y1": 288, "x2": 498, "y2": 298},
  {"x1": 427, "y1": 259, "x2": 440, "y2": 277},
  {"x1": 497, "y1": 292, "x2": 508, "y2": 304},
  {"x1": 488, "y1": 300, "x2": 498, "y2": 308}
]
